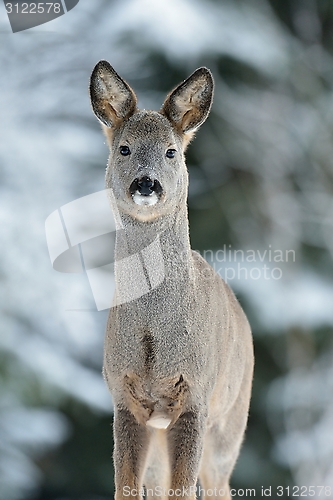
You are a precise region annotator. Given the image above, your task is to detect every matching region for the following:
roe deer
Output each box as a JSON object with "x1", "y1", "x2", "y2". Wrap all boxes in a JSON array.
[{"x1": 89, "y1": 61, "x2": 254, "y2": 500}]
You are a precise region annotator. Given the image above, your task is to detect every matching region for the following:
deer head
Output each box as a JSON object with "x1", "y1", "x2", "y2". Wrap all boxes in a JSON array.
[{"x1": 90, "y1": 61, "x2": 214, "y2": 222}]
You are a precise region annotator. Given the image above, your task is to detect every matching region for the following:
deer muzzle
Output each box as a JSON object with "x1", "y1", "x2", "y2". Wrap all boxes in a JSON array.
[{"x1": 129, "y1": 176, "x2": 163, "y2": 206}]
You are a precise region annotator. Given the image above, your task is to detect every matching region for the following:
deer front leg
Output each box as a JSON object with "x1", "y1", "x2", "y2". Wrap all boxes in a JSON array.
[
  {"x1": 168, "y1": 410, "x2": 205, "y2": 500},
  {"x1": 114, "y1": 406, "x2": 150, "y2": 500}
]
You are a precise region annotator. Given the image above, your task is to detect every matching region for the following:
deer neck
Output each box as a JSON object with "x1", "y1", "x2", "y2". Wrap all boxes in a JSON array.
[{"x1": 114, "y1": 205, "x2": 193, "y2": 290}]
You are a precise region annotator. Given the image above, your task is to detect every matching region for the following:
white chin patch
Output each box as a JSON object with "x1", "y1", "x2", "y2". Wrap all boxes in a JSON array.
[{"x1": 133, "y1": 191, "x2": 158, "y2": 206}]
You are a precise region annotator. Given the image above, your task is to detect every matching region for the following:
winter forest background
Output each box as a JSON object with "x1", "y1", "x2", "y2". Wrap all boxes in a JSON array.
[{"x1": 1, "y1": 0, "x2": 333, "y2": 498}]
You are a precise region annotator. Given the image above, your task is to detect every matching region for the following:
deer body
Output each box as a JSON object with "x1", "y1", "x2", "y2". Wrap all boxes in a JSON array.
[{"x1": 90, "y1": 63, "x2": 254, "y2": 500}]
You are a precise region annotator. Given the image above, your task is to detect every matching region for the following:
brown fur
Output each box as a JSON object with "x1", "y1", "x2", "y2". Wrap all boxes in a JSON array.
[{"x1": 90, "y1": 62, "x2": 254, "y2": 500}]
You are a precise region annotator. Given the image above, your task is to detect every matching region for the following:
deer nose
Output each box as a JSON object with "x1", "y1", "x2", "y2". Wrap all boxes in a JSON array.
[
  {"x1": 137, "y1": 176, "x2": 154, "y2": 195},
  {"x1": 129, "y1": 176, "x2": 163, "y2": 197}
]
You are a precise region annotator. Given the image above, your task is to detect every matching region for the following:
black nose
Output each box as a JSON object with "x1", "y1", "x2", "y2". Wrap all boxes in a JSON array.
[
  {"x1": 137, "y1": 176, "x2": 154, "y2": 195},
  {"x1": 129, "y1": 176, "x2": 163, "y2": 196}
]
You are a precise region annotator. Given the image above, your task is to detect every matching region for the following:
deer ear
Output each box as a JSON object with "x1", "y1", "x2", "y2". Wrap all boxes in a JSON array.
[
  {"x1": 161, "y1": 67, "x2": 214, "y2": 134},
  {"x1": 90, "y1": 60, "x2": 137, "y2": 128}
]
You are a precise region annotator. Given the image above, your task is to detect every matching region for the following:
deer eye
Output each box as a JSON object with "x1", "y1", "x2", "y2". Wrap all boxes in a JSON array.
[
  {"x1": 166, "y1": 149, "x2": 176, "y2": 159},
  {"x1": 120, "y1": 145, "x2": 131, "y2": 156}
]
